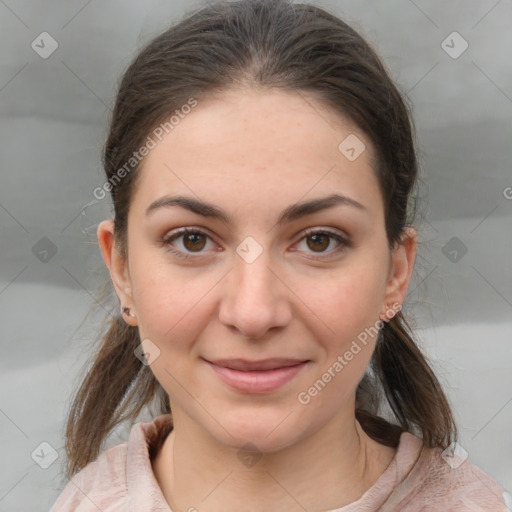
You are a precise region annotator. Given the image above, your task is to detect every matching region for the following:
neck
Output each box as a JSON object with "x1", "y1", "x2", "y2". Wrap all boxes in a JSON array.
[{"x1": 152, "y1": 406, "x2": 394, "y2": 512}]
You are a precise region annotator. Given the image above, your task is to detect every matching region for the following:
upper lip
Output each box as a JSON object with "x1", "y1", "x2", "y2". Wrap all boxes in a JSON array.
[{"x1": 205, "y1": 358, "x2": 309, "y2": 371}]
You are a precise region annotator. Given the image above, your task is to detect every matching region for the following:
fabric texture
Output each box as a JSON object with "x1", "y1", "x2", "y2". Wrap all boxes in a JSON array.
[{"x1": 49, "y1": 414, "x2": 510, "y2": 511}]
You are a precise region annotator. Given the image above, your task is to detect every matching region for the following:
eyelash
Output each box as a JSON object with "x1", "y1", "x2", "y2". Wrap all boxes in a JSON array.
[{"x1": 159, "y1": 227, "x2": 351, "y2": 261}]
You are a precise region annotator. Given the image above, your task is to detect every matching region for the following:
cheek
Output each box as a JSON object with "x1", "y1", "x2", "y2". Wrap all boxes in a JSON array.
[
  {"x1": 132, "y1": 269, "x2": 214, "y2": 399},
  {"x1": 301, "y1": 264, "x2": 385, "y2": 348},
  {"x1": 135, "y1": 278, "x2": 209, "y2": 345},
  {"x1": 297, "y1": 274, "x2": 381, "y2": 412},
  {"x1": 129, "y1": 251, "x2": 218, "y2": 353}
]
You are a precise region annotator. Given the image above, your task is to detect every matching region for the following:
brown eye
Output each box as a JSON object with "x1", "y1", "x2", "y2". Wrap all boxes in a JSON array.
[
  {"x1": 306, "y1": 233, "x2": 330, "y2": 252},
  {"x1": 294, "y1": 228, "x2": 351, "y2": 260},
  {"x1": 161, "y1": 228, "x2": 215, "y2": 259},
  {"x1": 182, "y1": 232, "x2": 207, "y2": 252}
]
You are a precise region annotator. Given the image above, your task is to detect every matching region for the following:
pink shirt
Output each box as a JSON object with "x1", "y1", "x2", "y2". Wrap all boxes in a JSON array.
[{"x1": 49, "y1": 414, "x2": 509, "y2": 511}]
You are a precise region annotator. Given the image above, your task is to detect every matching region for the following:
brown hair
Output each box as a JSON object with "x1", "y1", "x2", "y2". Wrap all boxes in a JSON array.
[{"x1": 64, "y1": 0, "x2": 457, "y2": 477}]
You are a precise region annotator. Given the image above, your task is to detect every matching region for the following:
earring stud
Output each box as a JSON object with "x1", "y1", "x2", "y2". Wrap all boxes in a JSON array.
[{"x1": 122, "y1": 307, "x2": 135, "y2": 318}]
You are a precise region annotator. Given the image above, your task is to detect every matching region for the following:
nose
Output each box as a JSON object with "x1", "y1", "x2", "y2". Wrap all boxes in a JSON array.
[{"x1": 218, "y1": 246, "x2": 292, "y2": 340}]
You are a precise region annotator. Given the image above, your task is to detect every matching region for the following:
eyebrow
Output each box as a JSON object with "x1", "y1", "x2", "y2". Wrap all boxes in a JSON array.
[{"x1": 145, "y1": 193, "x2": 367, "y2": 225}]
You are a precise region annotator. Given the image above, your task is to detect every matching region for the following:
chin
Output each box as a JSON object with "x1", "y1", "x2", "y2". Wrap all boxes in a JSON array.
[{"x1": 206, "y1": 408, "x2": 308, "y2": 454}]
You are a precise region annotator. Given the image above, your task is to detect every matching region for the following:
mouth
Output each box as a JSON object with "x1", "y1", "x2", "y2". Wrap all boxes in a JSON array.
[
  {"x1": 202, "y1": 358, "x2": 310, "y2": 393},
  {"x1": 205, "y1": 357, "x2": 308, "y2": 371}
]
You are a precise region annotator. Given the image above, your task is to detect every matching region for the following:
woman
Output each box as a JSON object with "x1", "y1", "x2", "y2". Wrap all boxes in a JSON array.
[{"x1": 49, "y1": 0, "x2": 509, "y2": 510}]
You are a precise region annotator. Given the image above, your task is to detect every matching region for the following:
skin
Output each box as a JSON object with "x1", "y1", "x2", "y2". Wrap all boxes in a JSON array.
[{"x1": 98, "y1": 87, "x2": 417, "y2": 512}]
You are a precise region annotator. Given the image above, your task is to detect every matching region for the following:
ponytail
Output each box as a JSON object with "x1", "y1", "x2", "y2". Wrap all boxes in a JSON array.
[
  {"x1": 356, "y1": 311, "x2": 458, "y2": 449},
  {"x1": 64, "y1": 315, "x2": 169, "y2": 477}
]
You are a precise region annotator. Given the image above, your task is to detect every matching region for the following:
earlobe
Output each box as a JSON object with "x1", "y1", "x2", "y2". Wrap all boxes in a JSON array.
[
  {"x1": 97, "y1": 219, "x2": 138, "y2": 326},
  {"x1": 381, "y1": 227, "x2": 417, "y2": 320}
]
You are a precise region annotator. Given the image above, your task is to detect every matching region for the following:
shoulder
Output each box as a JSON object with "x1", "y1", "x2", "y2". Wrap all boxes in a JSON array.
[
  {"x1": 385, "y1": 433, "x2": 510, "y2": 511},
  {"x1": 49, "y1": 414, "x2": 173, "y2": 511},
  {"x1": 49, "y1": 441, "x2": 129, "y2": 511}
]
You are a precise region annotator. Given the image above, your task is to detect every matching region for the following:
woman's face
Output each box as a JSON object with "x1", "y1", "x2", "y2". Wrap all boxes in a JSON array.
[{"x1": 99, "y1": 87, "x2": 416, "y2": 452}]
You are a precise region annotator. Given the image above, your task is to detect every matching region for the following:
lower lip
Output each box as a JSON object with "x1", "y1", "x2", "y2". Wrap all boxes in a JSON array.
[{"x1": 205, "y1": 360, "x2": 308, "y2": 393}]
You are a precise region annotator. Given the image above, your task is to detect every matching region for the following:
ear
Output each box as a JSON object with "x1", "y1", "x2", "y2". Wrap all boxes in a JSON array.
[
  {"x1": 97, "y1": 219, "x2": 138, "y2": 326},
  {"x1": 380, "y1": 226, "x2": 417, "y2": 321}
]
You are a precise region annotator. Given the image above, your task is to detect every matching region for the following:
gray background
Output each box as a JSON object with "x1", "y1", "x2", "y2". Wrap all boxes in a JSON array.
[{"x1": 0, "y1": 0, "x2": 511, "y2": 510}]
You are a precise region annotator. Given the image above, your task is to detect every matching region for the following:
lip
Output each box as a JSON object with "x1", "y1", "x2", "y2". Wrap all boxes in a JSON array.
[{"x1": 203, "y1": 358, "x2": 309, "y2": 393}]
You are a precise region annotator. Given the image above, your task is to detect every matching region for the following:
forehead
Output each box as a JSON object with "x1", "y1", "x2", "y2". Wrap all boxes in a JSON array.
[{"x1": 130, "y1": 87, "x2": 382, "y2": 219}]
